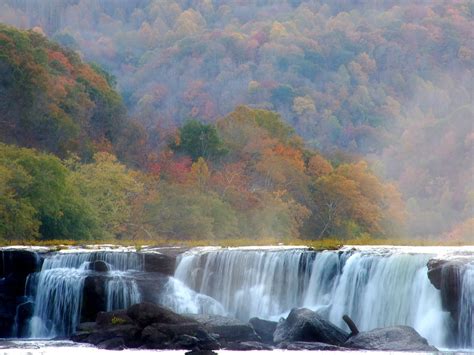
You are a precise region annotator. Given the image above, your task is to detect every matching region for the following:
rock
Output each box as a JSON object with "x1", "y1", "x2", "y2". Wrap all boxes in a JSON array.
[
  {"x1": 343, "y1": 326, "x2": 438, "y2": 351},
  {"x1": 141, "y1": 322, "x2": 220, "y2": 350},
  {"x1": 186, "y1": 314, "x2": 260, "y2": 344},
  {"x1": 127, "y1": 302, "x2": 196, "y2": 328},
  {"x1": 81, "y1": 275, "x2": 107, "y2": 322},
  {"x1": 249, "y1": 317, "x2": 277, "y2": 344},
  {"x1": 427, "y1": 258, "x2": 465, "y2": 320},
  {"x1": 278, "y1": 341, "x2": 349, "y2": 350},
  {"x1": 76, "y1": 322, "x2": 97, "y2": 332},
  {"x1": 142, "y1": 253, "x2": 177, "y2": 275},
  {"x1": 96, "y1": 309, "x2": 133, "y2": 326},
  {"x1": 273, "y1": 308, "x2": 349, "y2": 346},
  {"x1": 185, "y1": 350, "x2": 217, "y2": 355},
  {"x1": 72, "y1": 324, "x2": 141, "y2": 347},
  {"x1": 14, "y1": 301, "x2": 34, "y2": 337},
  {"x1": 0, "y1": 250, "x2": 43, "y2": 337},
  {"x1": 97, "y1": 337, "x2": 125, "y2": 350},
  {"x1": 90, "y1": 260, "x2": 109, "y2": 272},
  {"x1": 225, "y1": 341, "x2": 273, "y2": 350}
]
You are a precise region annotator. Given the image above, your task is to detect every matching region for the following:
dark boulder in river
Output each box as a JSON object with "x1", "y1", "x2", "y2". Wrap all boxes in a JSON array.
[
  {"x1": 73, "y1": 302, "x2": 220, "y2": 350},
  {"x1": 277, "y1": 340, "x2": 349, "y2": 350},
  {"x1": 343, "y1": 325, "x2": 438, "y2": 351},
  {"x1": 273, "y1": 308, "x2": 349, "y2": 346},
  {"x1": 127, "y1": 302, "x2": 196, "y2": 327},
  {"x1": 186, "y1": 314, "x2": 261, "y2": 345},
  {"x1": 249, "y1": 317, "x2": 277, "y2": 344},
  {"x1": 427, "y1": 258, "x2": 466, "y2": 321}
]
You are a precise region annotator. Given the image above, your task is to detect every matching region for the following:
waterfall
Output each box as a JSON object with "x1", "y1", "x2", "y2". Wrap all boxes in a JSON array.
[
  {"x1": 28, "y1": 251, "x2": 143, "y2": 338},
  {"x1": 105, "y1": 272, "x2": 141, "y2": 311},
  {"x1": 173, "y1": 247, "x2": 466, "y2": 349},
  {"x1": 459, "y1": 263, "x2": 474, "y2": 349},
  {"x1": 175, "y1": 247, "x2": 314, "y2": 321},
  {"x1": 159, "y1": 277, "x2": 227, "y2": 316}
]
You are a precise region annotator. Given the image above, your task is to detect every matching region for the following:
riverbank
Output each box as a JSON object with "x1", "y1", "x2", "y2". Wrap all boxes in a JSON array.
[{"x1": 0, "y1": 235, "x2": 471, "y2": 251}]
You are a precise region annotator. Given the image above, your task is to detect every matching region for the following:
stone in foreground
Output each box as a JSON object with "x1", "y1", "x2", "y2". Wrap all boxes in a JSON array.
[
  {"x1": 344, "y1": 326, "x2": 438, "y2": 351},
  {"x1": 273, "y1": 308, "x2": 349, "y2": 345}
]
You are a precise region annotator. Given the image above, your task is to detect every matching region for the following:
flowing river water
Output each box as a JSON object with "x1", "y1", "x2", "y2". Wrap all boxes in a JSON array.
[{"x1": 1, "y1": 245, "x2": 473, "y2": 352}]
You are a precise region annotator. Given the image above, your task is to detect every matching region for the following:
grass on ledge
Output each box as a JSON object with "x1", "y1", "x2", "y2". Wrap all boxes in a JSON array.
[{"x1": 0, "y1": 235, "x2": 470, "y2": 250}]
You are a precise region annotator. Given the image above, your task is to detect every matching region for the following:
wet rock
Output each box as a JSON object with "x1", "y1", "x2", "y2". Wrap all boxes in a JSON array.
[
  {"x1": 89, "y1": 260, "x2": 109, "y2": 272},
  {"x1": 278, "y1": 341, "x2": 349, "y2": 350},
  {"x1": 127, "y1": 302, "x2": 196, "y2": 328},
  {"x1": 96, "y1": 309, "x2": 133, "y2": 326},
  {"x1": 141, "y1": 322, "x2": 220, "y2": 350},
  {"x1": 81, "y1": 275, "x2": 107, "y2": 322},
  {"x1": 72, "y1": 324, "x2": 141, "y2": 346},
  {"x1": 186, "y1": 314, "x2": 260, "y2": 344},
  {"x1": 185, "y1": 350, "x2": 217, "y2": 355},
  {"x1": 142, "y1": 253, "x2": 176, "y2": 275},
  {"x1": 249, "y1": 317, "x2": 277, "y2": 344},
  {"x1": 427, "y1": 258, "x2": 465, "y2": 319},
  {"x1": 273, "y1": 308, "x2": 349, "y2": 346},
  {"x1": 97, "y1": 337, "x2": 125, "y2": 350},
  {"x1": 224, "y1": 341, "x2": 273, "y2": 350},
  {"x1": 343, "y1": 326, "x2": 438, "y2": 351},
  {"x1": 14, "y1": 301, "x2": 34, "y2": 337},
  {"x1": 0, "y1": 250, "x2": 42, "y2": 337},
  {"x1": 76, "y1": 322, "x2": 97, "y2": 332}
]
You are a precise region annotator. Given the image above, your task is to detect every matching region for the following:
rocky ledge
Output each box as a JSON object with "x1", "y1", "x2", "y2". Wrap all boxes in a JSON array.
[{"x1": 71, "y1": 303, "x2": 437, "y2": 351}]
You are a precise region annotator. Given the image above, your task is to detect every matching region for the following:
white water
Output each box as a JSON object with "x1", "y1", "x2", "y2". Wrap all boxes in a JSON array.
[
  {"x1": 175, "y1": 249, "x2": 314, "y2": 321},
  {"x1": 174, "y1": 247, "x2": 473, "y2": 349},
  {"x1": 28, "y1": 252, "x2": 143, "y2": 338},
  {"x1": 459, "y1": 263, "x2": 474, "y2": 349},
  {"x1": 159, "y1": 277, "x2": 228, "y2": 315}
]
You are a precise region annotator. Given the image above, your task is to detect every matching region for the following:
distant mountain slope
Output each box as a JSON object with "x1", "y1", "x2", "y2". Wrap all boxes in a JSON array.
[
  {"x1": 0, "y1": 24, "x2": 145, "y2": 164},
  {"x1": 0, "y1": 1, "x2": 472, "y2": 237}
]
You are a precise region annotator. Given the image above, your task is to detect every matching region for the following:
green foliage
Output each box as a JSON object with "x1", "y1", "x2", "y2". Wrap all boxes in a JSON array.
[
  {"x1": 69, "y1": 152, "x2": 143, "y2": 239},
  {"x1": 174, "y1": 120, "x2": 227, "y2": 161},
  {"x1": 0, "y1": 144, "x2": 98, "y2": 240},
  {"x1": 145, "y1": 183, "x2": 238, "y2": 240}
]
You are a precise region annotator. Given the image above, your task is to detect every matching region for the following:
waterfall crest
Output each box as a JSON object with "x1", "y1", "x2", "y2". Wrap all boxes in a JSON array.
[
  {"x1": 28, "y1": 252, "x2": 142, "y2": 338},
  {"x1": 174, "y1": 247, "x2": 468, "y2": 349}
]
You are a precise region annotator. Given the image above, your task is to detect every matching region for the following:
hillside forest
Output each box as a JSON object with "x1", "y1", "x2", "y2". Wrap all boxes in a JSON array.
[{"x1": 0, "y1": 0, "x2": 472, "y2": 243}]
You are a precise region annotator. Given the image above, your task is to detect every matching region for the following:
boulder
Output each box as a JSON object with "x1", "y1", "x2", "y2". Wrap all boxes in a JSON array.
[
  {"x1": 343, "y1": 326, "x2": 438, "y2": 351},
  {"x1": 96, "y1": 309, "x2": 133, "y2": 326},
  {"x1": 97, "y1": 337, "x2": 125, "y2": 350},
  {"x1": 273, "y1": 308, "x2": 349, "y2": 345},
  {"x1": 427, "y1": 258, "x2": 465, "y2": 319},
  {"x1": 142, "y1": 253, "x2": 177, "y2": 275},
  {"x1": 141, "y1": 322, "x2": 220, "y2": 350},
  {"x1": 278, "y1": 341, "x2": 349, "y2": 350},
  {"x1": 81, "y1": 275, "x2": 107, "y2": 322},
  {"x1": 249, "y1": 317, "x2": 277, "y2": 344},
  {"x1": 0, "y1": 250, "x2": 43, "y2": 337},
  {"x1": 224, "y1": 341, "x2": 273, "y2": 350},
  {"x1": 90, "y1": 260, "x2": 109, "y2": 272},
  {"x1": 186, "y1": 314, "x2": 260, "y2": 344},
  {"x1": 14, "y1": 301, "x2": 34, "y2": 337},
  {"x1": 71, "y1": 323, "x2": 141, "y2": 347},
  {"x1": 127, "y1": 302, "x2": 196, "y2": 328}
]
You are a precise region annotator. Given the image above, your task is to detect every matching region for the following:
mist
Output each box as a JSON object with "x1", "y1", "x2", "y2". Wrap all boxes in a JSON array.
[{"x1": 0, "y1": 0, "x2": 472, "y2": 240}]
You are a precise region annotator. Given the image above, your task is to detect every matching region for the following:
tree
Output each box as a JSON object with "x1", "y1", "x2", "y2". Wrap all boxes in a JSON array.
[
  {"x1": 173, "y1": 120, "x2": 227, "y2": 161},
  {"x1": 69, "y1": 152, "x2": 143, "y2": 238}
]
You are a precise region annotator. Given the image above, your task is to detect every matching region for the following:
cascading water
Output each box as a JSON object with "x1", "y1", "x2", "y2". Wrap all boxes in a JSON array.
[
  {"x1": 459, "y1": 263, "x2": 474, "y2": 349},
  {"x1": 28, "y1": 251, "x2": 143, "y2": 338},
  {"x1": 174, "y1": 246, "x2": 473, "y2": 349},
  {"x1": 175, "y1": 247, "x2": 314, "y2": 321}
]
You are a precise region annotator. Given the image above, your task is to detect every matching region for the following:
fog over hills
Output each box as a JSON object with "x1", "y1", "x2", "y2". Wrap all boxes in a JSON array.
[{"x1": 0, "y1": 0, "x2": 472, "y2": 238}]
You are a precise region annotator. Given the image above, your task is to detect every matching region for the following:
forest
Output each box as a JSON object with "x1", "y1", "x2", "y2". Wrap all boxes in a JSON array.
[{"x1": 0, "y1": 0, "x2": 472, "y2": 243}]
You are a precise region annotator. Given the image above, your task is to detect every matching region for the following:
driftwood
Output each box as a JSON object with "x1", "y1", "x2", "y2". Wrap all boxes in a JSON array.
[{"x1": 342, "y1": 314, "x2": 359, "y2": 336}]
